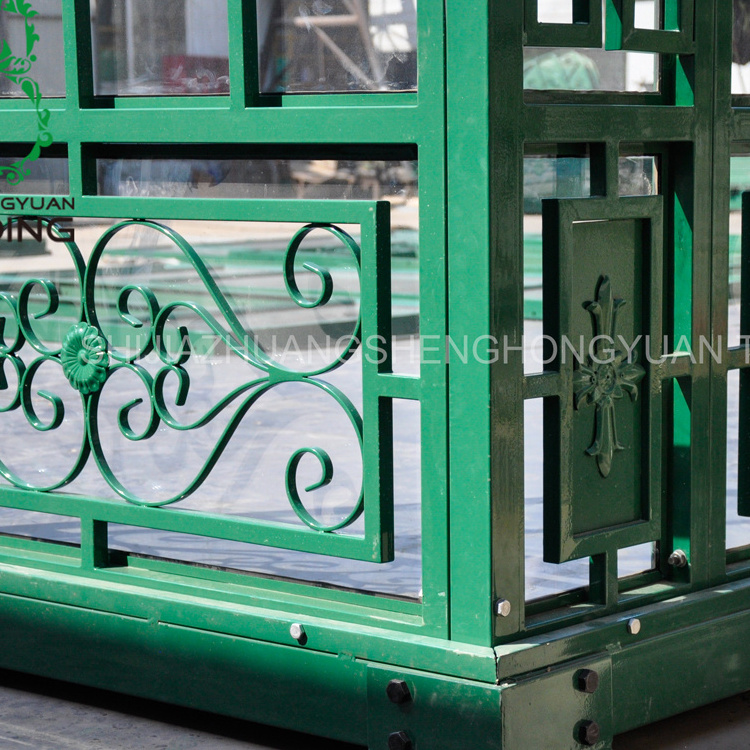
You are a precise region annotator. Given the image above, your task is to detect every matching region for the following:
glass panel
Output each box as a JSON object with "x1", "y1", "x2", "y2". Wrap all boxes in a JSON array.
[
  {"x1": 523, "y1": 153, "x2": 591, "y2": 374},
  {"x1": 618, "y1": 542, "x2": 655, "y2": 578},
  {"x1": 727, "y1": 369, "x2": 750, "y2": 550},
  {"x1": 524, "y1": 49, "x2": 658, "y2": 93},
  {"x1": 734, "y1": 0, "x2": 750, "y2": 94},
  {"x1": 107, "y1": 399, "x2": 421, "y2": 597},
  {"x1": 91, "y1": 0, "x2": 230, "y2": 96},
  {"x1": 0, "y1": 508, "x2": 80, "y2": 545},
  {"x1": 619, "y1": 155, "x2": 659, "y2": 196},
  {"x1": 0, "y1": 214, "x2": 421, "y2": 593},
  {"x1": 537, "y1": 0, "x2": 573, "y2": 24},
  {"x1": 97, "y1": 156, "x2": 417, "y2": 200},
  {"x1": 0, "y1": 151, "x2": 69, "y2": 195},
  {"x1": 96, "y1": 156, "x2": 420, "y2": 373},
  {"x1": 258, "y1": 0, "x2": 417, "y2": 93},
  {"x1": 634, "y1": 0, "x2": 659, "y2": 30},
  {"x1": 730, "y1": 156, "x2": 747, "y2": 348},
  {"x1": 525, "y1": 398, "x2": 589, "y2": 601},
  {"x1": 0, "y1": 0, "x2": 65, "y2": 98}
]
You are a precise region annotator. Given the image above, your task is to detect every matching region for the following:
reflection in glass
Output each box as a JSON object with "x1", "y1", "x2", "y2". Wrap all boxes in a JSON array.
[
  {"x1": 523, "y1": 154, "x2": 591, "y2": 373},
  {"x1": 524, "y1": 398, "x2": 589, "y2": 601},
  {"x1": 618, "y1": 156, "x2": 659, "y2": 196},
  {"x1": 90, "y1": 0, "x2": 229, "y2": 95},
  {"x1": 258, "y1": 0, "x2": 417, "y2": 93},
  {"x1": 729, "y1": 156, "x2": 747, "y2": 348},
  {"x1": 0, "y1": 0, "x2": 65, "y2": 97},
  {"x1": 0, "y1": 153, "x2": 69, "y2": 194},
  {"x1": 0, "y1": 508, "x2": 80, "y2": 546},
  {"x1": 633, "y1": 0, "x2": 659, "y2": 30},
  {"x1": 726, "y1": 369, "x2": 750, "y2": 550},
  {"x1": 524, "y1": 48, "x2": 658, "y2": 92},
  {"x1": 618, "y1": 543, "x2": 656, "y2": 578},
  {"x1": 97, "y1": 156, "x2": 418, "y2": 200},
  {"x1": 735, "y1": 0, "x2": 750, "y2": 94},
  {"x1": 537, "y1": 1, "x2": 572, "y2": 24}
]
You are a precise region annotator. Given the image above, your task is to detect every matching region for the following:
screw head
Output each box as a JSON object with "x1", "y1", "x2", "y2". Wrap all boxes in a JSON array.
[
  {"x1": 577, "y1": 669, "x2": 600, "y2": 694},
  {"x1": 627, "y1": 618, "x2": 641, "y2": 635},
  {"x1": 578, "y1": 720, "x2": 601, "y2": 746},
  {"x1": 289, "y1": 623, "x2": 306, "y2": 643},
  {"x1": 668, "y1": 549, "x2": 688, "y2": 568},
  {"x1": 386, "y1": 679, "x2": 412, "y2": 705},
  {"x1": 495, "y1": 599, "x2": 512, "y2": 617},
  {"x1": 388, "y1": 730, "x2": 413, "y2": 750}
]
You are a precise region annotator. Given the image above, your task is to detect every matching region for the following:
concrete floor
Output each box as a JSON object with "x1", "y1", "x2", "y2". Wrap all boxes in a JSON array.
[{"x1": 0, "y1": 668, "x2": 748, "y2": 749}]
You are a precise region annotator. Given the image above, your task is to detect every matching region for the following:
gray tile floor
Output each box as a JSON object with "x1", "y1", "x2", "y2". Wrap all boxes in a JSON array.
[{"x1": 0, "y1": 668, "x2": 748, "y2": 749}]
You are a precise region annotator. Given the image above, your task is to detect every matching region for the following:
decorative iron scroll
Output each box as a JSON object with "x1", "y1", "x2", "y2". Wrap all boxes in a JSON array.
[
  {"x1": 573, "y1": 275, "x2": 644, "y2": 478},
  {"x1": 0, "y1": 0, "x2": 53, "y2": 185},
  {"x1": 0, "y1": 219, "x2": 365, "y2": 534}
]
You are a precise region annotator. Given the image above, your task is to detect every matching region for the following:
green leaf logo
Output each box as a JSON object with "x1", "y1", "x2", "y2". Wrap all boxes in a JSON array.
[{"x1": 0, "y1": 0, "x2": 52, "y2": 187}]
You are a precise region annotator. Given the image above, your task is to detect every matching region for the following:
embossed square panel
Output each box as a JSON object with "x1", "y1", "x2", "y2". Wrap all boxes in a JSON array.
[
  {"x1": 542, "y1": 197, "x2": 664, "y2": 564},
  {"x1": 605, "y1": 0, "x2": 694, "y2": 54}
]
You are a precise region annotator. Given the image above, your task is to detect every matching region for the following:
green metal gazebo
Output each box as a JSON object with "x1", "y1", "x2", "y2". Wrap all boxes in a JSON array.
[{"x1": 0, "y1": 1, "x2": 749, "y2": 747}]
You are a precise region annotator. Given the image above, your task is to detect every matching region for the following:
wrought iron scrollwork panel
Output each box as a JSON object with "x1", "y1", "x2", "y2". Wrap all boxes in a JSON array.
[{"x1": 0, "y1": 208, "x2": 392, "y2": 562}]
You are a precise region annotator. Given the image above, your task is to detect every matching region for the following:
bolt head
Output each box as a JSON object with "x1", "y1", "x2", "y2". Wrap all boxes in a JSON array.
[
  {"x1": 289, "y1": 623, "x2": 306, "y2": 642},
  {"x1": 386, "y1": 679, "x2": 412, "y2": 705},
  {"x1": 577, "y1": 669, "x2": 600, "y2": 694},
  {"x1": 627, "y1": 617, "x2": 641, "y2": 635},
  {"x1": 668, "y1": 549, "x2": 688, "y2": 568},
  {"x1": 578, "y1": 720, "x2": 601, "y2": 746},
  {"x1": 495, "y1": 599, "x2": 512, "y2": 617},
  {"x1": 388, "y1": 730, "x2": 412, "y2": 750}
]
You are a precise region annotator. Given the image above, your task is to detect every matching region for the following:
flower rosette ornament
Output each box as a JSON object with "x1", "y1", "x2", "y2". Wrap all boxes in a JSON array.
[{"x1": 61, "y1": 323, "x2": 110, "y2": 395}]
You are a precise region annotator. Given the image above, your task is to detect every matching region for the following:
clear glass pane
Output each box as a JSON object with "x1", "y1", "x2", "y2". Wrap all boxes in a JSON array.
[
  {"x1": 0, "y1": 508, "x2": 80, "y2": 546},
  {"x1": 525, "y1": 398, "x2": 589, "y2": 601},
  {"x1": 96, "y1": 156, "x2": 420, "y2": 373},
  {"x1": 0, "y1": 0, "x2": 65, "y2": 97},
  {"x1": 523, "y1": 154, "x2": 591, "y2": 374},
  {"x1": 258, "y1": 0, "x2": 417, "y2": 93},
  {"x1": 91, "y1": 0, "x2": 230, "y2": 96},
  {"x1": 618, "y1": 542, "x2": 655, "y2": 578},
  {"x1": 634, "y1": 0, "x2": 659, "y2": 30},
  {"x1": 524, "y1": 48, "x2": 658, "y2": 93},
  {"x1": 0, "y1": 151, "x2": 69, "y2": 195},
  {"x1": 726, "y1": 369, "x2": 750, "y2": 550},
  {"x1": 730, "y1": 156, "x2": 745, "y2": 348},
  {"x1": 734, "y1": 0, "x2": 750, "y2": 94},
  {"x1": 106, "y1": 399, "x2": 421, "y2": 598},
  {"x1": 619, "y1": 155, "x2": 659, "y2": 196},
  {"x1": 0, "y1": 213, "x2": 421, "y2": 595},
  {"x1": 537, "y1": 0, "x2": 573, "y2": 24},
  {"x1": 97, "y1": 156, "x2": 417, "y2": 200}
]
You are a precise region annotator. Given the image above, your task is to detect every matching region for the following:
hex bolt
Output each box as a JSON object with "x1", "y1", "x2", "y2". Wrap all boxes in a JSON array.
[
  {"x1": 289, "y1": 623, "x2": 307, "y2": 644},
  {"x1": 627, "y1": 618, "x2": 641, "y2": 635},
  {"x1": 668, "y1": 549, "x2": 688, "y2": 568},
  {"x1": 387, "y1": 730, "x2": 413, "y2": 750},
  {"x1": 577, "y1": 669, "x2": 600, "y2": 694},
  {"x1": 578, "y1": 720, "x2": 601, "y2": 746},
  {"x1": 495, "y1": 599, "x2": 512, "y2": 617},
  {"x1": 386, "y1": 679, "x2": 412, "y2": 705}
]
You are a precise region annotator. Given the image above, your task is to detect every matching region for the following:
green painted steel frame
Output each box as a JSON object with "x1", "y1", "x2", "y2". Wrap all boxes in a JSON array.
[
  {"x1": 0, "y1": 1, "x2": 750, "y2": 748},
  {"x1": 0, "y1": 0, "x2": 450, "y2": 636}
]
